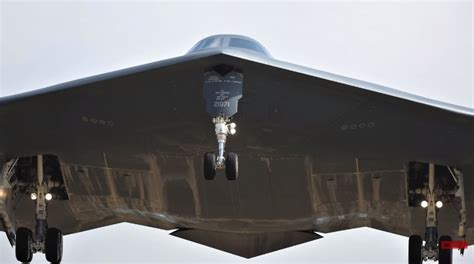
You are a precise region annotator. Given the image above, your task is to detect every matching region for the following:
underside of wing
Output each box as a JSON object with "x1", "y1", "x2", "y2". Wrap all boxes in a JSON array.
[
  {"x1": 0, "y1": 48, "x2": 473, "y2": 257},
  {"x1": 0, "y1": 49, "x2": 471, "y2": 163}
]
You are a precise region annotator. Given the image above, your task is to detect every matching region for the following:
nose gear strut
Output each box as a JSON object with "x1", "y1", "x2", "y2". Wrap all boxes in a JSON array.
[{"x1": 214, "y1": 117, "x2": 237, "y2": 168}]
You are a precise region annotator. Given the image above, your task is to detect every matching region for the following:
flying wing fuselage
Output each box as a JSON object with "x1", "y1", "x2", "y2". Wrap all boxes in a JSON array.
[{"x1": 0, "y1": 35, "x2": 472, "y2": 263}]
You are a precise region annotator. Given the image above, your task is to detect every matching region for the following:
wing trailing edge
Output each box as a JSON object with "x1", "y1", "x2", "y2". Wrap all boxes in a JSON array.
[{"x1": 171, "y1": 229, "x2": 322, "y2": 258}]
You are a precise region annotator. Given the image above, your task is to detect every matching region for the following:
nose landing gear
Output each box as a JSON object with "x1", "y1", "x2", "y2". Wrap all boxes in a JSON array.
[
  {"x1": 202, "y1": 67, "x2": 243, "y2": 181},
  {"x1": 203, "y1": 116, "x2": 238, "y2": 180}
]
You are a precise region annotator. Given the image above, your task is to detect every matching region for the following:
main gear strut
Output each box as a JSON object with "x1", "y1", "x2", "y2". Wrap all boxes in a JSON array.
[
  {"x1": 408, "y1": 163, "x2": 467, "y2": 264},
  {"x1": 15, "y1": 155, "x2": 64, "y2": 263}
]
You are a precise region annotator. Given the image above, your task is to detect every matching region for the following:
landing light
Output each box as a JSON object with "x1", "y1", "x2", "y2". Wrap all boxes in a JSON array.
[
  {"x1": 30, "y1": 193, "x2": 37, "y2": 200},
  {"x1": 436, "y1": 201, "x2": 443, "y2": 208},
  {"x1": 45, "y1": 193, "x2": 53, "y2": 201},
  {"x1": 421, "y1": 200, "x2": 428, "y2": 208}
]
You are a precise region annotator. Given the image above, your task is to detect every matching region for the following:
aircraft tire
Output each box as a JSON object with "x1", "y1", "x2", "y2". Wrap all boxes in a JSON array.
[
  {"x1": 45, "y1": 228, "x2": 63, "y2": 263},
  {"x1": 408, "y1": 234, "x2": 422, "y2": 264},
  {"x1": 203, "y1": 152, "x2": 217, "y2": 180},
  {"x1": 438, "y1": 235, "x2": 453, "y2": 264},
  {"x1": 225, "y1": 152, "x2": 238, "y2": 181},
  {"x1": 16, "y1": 227, "x2": 33, "y2": 263}
]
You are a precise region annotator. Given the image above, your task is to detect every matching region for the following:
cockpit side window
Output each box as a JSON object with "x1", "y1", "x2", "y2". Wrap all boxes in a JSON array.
[
  {"x1": 229, "y1": 38, "x2": 266, "y2": 54},
  {"x1": 194, "y1": 37, "x2": 222, "y2": 50}
]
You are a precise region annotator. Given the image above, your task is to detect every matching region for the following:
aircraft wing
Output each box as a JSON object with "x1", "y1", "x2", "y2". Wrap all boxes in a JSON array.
[{"x1": 0, "y1": 49, "x2": 473, "y2": 258}]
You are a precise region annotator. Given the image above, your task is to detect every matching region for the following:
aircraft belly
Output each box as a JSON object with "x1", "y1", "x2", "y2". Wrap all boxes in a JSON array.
[
  {"x1": 59, "y1": 154, "x2": 316, "y2": 231},
  {"x1": 27, "y1": 151, "x2": 467, "y2": 245}
]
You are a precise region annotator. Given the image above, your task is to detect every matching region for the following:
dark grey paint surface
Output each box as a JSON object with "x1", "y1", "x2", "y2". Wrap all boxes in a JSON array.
[
  {"x1": 0, "y1": 35, "x2": 472, "y2": 258},
  {"x1": 203, "y1": 70, "x2": 243, "y2": 117}
]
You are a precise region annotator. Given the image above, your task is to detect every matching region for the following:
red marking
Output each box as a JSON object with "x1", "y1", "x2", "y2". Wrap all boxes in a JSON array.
[{"x1": 440, "y1": 241, "x2": 468, "y2": 249}]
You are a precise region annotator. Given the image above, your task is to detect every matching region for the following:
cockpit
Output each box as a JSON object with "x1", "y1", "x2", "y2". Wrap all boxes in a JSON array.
[{"x1": 188, "y1": 34, "x2": 272, "y2": 58}]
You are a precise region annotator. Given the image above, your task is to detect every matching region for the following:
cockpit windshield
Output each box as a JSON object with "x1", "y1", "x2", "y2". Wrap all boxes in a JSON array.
[{"x1": 188, "y1": 35, "x2": 272, "y2": 58}]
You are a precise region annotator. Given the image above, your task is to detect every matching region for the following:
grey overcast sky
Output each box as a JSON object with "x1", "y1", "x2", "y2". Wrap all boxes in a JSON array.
[{"x1": 0, "y1": 1, "x2": 473, "y2": 264}]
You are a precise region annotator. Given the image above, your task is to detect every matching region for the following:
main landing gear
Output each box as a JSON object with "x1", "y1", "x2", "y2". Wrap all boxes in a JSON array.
[
  {"x1": 14, "y1": 155, "x2": 64, "y2": 263},
  {"x1": 203, "y1": 116, "x2": 238, "y2": 181},
  {"x1": 408, "y1": 163, "x2": 467, "y2": 264}
]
